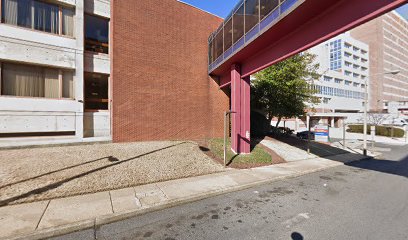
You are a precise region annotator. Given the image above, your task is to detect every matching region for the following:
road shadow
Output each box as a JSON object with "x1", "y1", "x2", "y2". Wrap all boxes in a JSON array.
[
  {"x1": 346, "y1": 152, "x2": 408, "y2": 178},
  {"x1": 0, "y1": 142, "x2": 187, "y2": 207},
  {"x1": 0, "y1": 156, "x2": 110, "y2": 190},
  {"x1": 266, "y1": 133, "x2": 350, "y2": 158},
  {"x1": 265, "y1": 133, "x2": 408, "y2": 178}
]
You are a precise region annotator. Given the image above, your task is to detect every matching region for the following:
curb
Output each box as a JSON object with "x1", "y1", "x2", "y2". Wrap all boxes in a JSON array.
[{"x1": 4, "y1": 155, "x2": 371, "y2": 240}]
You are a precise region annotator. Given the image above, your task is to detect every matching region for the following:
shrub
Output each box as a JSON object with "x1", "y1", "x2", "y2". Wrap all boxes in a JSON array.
[{"x1": 347, "y1": 125, "x2": 405, "y2": 138}]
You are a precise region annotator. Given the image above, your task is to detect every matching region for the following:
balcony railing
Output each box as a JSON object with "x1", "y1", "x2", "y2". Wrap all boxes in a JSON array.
[{"x1": 208, "y1": 0, "x2": 303, "y2": 72}]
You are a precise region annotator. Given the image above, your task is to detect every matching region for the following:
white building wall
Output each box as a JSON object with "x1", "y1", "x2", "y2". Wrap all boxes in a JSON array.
[
  {"x1": 0, "y1": 0, "x2": 111, "y2": 140},
  {"x1": 307, "y1": 33, "x2": 369, "y2": 113}
]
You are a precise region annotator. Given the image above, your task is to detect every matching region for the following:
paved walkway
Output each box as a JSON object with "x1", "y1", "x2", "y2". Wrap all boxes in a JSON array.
[
  {"x1": 330, "y1": 128, "x2": 407, "y2": 145},
  {"x1": 0, "y1": 152, "x2": 369, "y2": 240}
]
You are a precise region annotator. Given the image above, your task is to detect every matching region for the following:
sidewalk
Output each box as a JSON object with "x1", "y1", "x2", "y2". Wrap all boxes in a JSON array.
[
  {"x1": 0, "y1": 152, "x2": 370, "y2": 240},
  {"x1": 329, "y1": 128, "x2": 407, "y2": 145}
]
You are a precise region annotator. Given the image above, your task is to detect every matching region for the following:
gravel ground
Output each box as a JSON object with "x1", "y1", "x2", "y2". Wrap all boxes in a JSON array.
[{"x1": 0, "y1": 141, "x2": 225, "y2": 206}]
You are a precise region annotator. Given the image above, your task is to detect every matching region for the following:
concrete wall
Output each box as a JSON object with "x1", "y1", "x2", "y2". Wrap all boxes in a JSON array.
[
  {"x1": 111, "y1": 0, "x2": 228, "y2": 142},
  {"x1": 84, "y1": 112, "x2": 110, "y2": 137}
]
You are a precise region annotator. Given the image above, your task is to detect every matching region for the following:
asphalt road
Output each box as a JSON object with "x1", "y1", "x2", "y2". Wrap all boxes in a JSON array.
[{"x1": 54, "y1": 143, "x2": 408, "y2": 240}]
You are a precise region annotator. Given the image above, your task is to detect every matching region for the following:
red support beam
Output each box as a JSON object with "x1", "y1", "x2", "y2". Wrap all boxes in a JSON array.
[
  {"x1": 240, "y1": 76, "x2": 251, "y2": 154},
  {"x1": 231, "y1": 64, "x2": 241, "y2": 153}
]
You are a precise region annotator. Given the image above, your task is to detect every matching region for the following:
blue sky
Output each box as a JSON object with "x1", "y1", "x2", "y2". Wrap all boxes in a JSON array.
[{"x1": 182, "y1": 0, "x2": 408, "y2": 20}]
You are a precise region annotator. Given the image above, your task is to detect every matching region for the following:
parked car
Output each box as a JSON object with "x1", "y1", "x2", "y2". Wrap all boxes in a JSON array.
[{"x1": 296, "y1": 131, "x2": 315, "y2": 140}]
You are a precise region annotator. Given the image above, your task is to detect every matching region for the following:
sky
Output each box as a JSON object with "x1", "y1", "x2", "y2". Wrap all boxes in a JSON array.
[{"x1": 181, "y1": 0, "x2": 408, "y2": 20}]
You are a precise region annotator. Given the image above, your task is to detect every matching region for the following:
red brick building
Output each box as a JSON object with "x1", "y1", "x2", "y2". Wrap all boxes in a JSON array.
[{"x1": 111, "y1": 0, "x2": 229, "y2": 142}]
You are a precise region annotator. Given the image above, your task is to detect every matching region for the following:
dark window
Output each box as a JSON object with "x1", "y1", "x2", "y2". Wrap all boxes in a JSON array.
[
  {"x1": 84, "y1": 73, "x2": 109, "y2": 110},
  {"x1": 85, "y1": 14, "x2": 109, "y2": 54}
]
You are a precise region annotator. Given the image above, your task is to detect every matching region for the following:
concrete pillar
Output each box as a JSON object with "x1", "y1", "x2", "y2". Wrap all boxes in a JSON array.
[
  {"x1": 75, "y1": 0, "x2": 85, "y2": 139},
  {"x1": 240, "y1": 76, "x2": 251, "y2": 154},
  {"x1": 231, "y1": 64, "x2": 241, "y2": 153},
  {"x1": 331, "y1": 118, "x2": 335, "y2": 128},
  {"x1": 306, "y1": 115, "x2": 311, "y2": 130}
]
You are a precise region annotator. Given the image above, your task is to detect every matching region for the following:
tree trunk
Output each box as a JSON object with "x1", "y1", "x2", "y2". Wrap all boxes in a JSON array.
[{"x1": 275, "y1": 116, "x2": 282, "y2": 128}]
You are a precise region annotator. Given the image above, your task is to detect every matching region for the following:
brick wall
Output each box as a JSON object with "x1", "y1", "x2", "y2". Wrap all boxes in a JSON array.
[{"x1": 111, "y1": 0, "x2": 229, "y2": 142}]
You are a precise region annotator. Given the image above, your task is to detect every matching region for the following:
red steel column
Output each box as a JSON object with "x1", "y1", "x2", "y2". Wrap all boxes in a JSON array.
[
  {"x1": 240, "y1": 76, "x2": 251, "y2": 154},
  {"x1": 231, "y1": 64, "x2": 241, "y2": 153}
]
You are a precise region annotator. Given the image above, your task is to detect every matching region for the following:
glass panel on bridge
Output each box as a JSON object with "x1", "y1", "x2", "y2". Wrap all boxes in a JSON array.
[
  {"x1": 224, "y1": 18, "x2": 233, "y2": 51},
  {"x1": 245, "y1": 0, "x2": 260, "y2": 34},
  {"x1": 214, "y1": 30, "x2": 224, "y2": 60},
  {"x1": 233, "y1": 3, "x2": 245, "y2": 44},
  {"x1": 208, "y1": 0, "x2": 302, "y2": 70},
  {"x1": 260, "y1": 0, "x2": 279, "y2": 21}
]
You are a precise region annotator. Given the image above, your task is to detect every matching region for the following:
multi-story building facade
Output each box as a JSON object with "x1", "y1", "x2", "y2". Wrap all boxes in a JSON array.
[
  {"x1": 0, "y1": 0, "x2": 228, "y2": 145},
  {"x1": 351, "y1": 10, "x2": 408, "y2": 112},
  {"x1": 0, "y1": 0, "x2": 111, "y2": 141},
  {"x1": 308, "y1": 33, "x2": 369, "y2": 114}
]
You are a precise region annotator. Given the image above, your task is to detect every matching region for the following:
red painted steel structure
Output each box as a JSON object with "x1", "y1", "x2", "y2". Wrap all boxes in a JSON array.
[{"x1": 213, "y1": 0, "x2": 407, "y2": 154}]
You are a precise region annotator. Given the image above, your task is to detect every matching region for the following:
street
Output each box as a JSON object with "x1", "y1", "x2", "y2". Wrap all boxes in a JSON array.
[{"x1": 54, "y1": 144, "x2": 408, "y2": 240}]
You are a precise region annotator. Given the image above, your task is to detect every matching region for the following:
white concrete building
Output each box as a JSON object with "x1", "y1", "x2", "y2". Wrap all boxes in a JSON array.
[
  {"x1": 308, "y1": 32, "x2": 369, "y2": 114},
  {"x1": 0, "y1": 0, "x2": 111, "y2": 144}
]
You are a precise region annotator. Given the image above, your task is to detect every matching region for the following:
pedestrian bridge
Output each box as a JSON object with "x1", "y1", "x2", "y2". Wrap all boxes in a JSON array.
[{"x1": 208, "y1": 0, "x2": 407, "y2": 154}]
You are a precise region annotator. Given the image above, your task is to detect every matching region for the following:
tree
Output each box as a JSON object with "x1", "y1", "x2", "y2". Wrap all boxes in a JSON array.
[{"x1": 252, "y1": 53, "x2": 320, "y2": 127}]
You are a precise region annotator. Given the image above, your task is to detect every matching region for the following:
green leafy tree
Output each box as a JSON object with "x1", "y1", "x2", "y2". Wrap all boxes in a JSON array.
[{"x1": 252, "y1": 53, "x2": 320, "y2": 127}]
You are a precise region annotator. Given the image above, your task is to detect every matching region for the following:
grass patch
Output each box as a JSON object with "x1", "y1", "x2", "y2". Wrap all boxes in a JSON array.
[{"x1": 208, "y1": 138, "x2": 272, "y2": 166}]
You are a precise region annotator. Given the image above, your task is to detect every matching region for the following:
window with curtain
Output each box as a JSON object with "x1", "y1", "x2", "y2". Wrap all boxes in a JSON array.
[
  {"x1": 62, "y1": 71, "x2": 74, "y2": 98},
  {"x1": 1, "y1": 0, "x2": 75, "y2": 37},
  {"x1": 0, "y1": 62, "x2": 75, "y2": 99},
  {"x1": 62, "y1": 8, "x2": 74, "y2": 36}
]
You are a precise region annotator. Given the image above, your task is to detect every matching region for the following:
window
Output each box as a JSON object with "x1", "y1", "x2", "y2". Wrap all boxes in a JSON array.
[
  {"x1": 213, "y1": 29, "x2": 223, "y2": 60},
  {"x1": 345, "y1": 71, "x2": 351, "y2": 76},
  {"x1": 335, "y1": 78, "x2": 342, "y2": 84},
  {"x1": 330, "y1": 39, "x2": 342, "y2": 70},
  {"x1": 1, "y1": 0, "x2": 75, "y2": 36},
  {"x1": 245, "y1": 0, "x2": 259, "y2": 34},
  {"x1": 260, "y1": 0, "x2": 279, "y2": 20},
  {"x1": 323, "y1": 76, "x2": 332, "y2": 82},
  {"x1": 223, "y1": 18, "x2": 233, "y2": 50},
  {"x1": 84, "y1": 72, "x2": 109, "y2": 110},
  {"x1": 345, "y1": 80, "x2": 352, "y2": 86},
  {"x1": 232, "y1": 3, "x2": 245, "y2": 43},
  {"x1": 62, "y1": 8, "x2": 74, "y2": 36},
  {"x1": 0, "y1": 62, "x2": 74, "y2": 98},
  {"x1": 85, "y1": 14, "x2": 109, "y2": 54}
]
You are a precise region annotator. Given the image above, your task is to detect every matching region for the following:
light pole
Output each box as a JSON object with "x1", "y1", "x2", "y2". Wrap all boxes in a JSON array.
[{"x1": 363, "y1": 70, "x2": 400, "y2": 156}]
